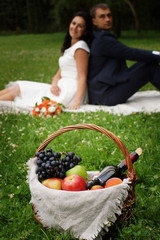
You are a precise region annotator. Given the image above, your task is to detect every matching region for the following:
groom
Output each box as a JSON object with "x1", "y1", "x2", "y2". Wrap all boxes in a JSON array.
[{"x1": 87, "y1": 3, "x2": 160, "y2": 106}]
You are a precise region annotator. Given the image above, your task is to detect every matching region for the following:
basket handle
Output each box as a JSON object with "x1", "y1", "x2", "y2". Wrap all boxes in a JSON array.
[{"x1": 35, "y1": 124, "x2": 136, "y2": 179}]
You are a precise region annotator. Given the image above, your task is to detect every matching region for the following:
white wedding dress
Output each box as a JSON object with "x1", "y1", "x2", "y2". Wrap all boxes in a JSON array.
[{"x1": 11, "y1": 40, "x2": 89, "y2": 108}]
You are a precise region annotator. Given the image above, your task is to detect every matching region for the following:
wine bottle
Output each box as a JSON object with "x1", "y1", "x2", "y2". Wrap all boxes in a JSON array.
[{"x1": 87, "y1": 148, "x2": 143, "y2": 189}]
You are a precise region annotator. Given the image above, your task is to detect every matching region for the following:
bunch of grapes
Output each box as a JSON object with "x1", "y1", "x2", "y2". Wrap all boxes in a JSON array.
[{"x1": 35, "y1": 148, "x2": 82, "y2": 182}]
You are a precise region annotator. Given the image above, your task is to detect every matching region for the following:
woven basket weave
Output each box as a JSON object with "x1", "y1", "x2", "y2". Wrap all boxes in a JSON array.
[{"x1": 31, "y1": 124, "x2": 138, "y2": 237}]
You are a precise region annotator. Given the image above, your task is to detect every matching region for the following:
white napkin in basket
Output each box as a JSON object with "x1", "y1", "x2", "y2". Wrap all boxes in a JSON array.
[{"x1": 27, "y1": 157, "x2": 131, "y2": 240}]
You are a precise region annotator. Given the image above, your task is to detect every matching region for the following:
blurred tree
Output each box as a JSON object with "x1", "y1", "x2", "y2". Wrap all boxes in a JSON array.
[
  {"x1": 133, "y1": 0, "x2": 160, "y2": 30},
  {"x1": 0, "y1": 0, "x2": 27, "y2": 32},
  {"x1": 109, "y1": 0, "x2": 140, "y2": 37},
  {"x1": 51, "y1": 0, "x2": 94, "y2": 31},
  {"x1": 26, "y1": 0, "x2": 45, "y2": 33},
  {"x1": 0, "y1": 0, "x2": 159, "y2": 33},
  {"x1": 124, "y1": 0, "x2": 140, "y2": 33}
]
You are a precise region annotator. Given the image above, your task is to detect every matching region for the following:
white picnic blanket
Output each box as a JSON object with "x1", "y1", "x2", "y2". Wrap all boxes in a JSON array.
[
  {"x1": 0, "y1": 91, "x2": 160, "y2": 115},
  {"x1": 27, "y1": 157, "x2": 131, "y2": 240}
]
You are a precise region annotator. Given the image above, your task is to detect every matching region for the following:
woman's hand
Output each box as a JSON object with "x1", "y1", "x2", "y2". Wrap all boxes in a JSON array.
[
  {"x1": 50, "y1": 83, "x2": 61, "y2": 96},
  {"x1": 51, "y1": 69, "x2": 61, "y2": 96},
  {"x1": 68, "y1": 102, "x2": 80, "y2": 110}
]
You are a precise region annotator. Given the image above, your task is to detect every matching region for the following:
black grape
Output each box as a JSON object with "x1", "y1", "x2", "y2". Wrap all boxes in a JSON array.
[{"x1": 35, "y1": 149, "x2": 82, "y2": 182}]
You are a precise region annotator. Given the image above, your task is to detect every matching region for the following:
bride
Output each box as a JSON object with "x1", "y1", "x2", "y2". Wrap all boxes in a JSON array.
[{"x1": 0, "y1": 11, "x2": 92, "y2": 110}]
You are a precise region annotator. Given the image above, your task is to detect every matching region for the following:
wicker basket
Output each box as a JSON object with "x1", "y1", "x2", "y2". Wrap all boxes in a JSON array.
[{"x1": 28, "y1": 124, "x2": 138, "y2": 240}]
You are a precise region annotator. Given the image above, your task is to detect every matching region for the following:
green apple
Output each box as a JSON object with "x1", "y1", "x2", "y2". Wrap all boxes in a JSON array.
[{"x1": 66, "y1": 165, "x2": 87, "y2": 180}]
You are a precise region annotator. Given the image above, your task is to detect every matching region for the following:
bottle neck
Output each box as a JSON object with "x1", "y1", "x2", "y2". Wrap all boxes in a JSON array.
[{"x1": 117, "y1": 151, "x2": 139, "y2": 172}]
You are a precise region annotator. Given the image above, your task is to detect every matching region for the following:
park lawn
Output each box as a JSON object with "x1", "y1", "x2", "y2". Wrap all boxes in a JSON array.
[{"x1": 0, "y1": 32, "x2": 160, "y2": 240}]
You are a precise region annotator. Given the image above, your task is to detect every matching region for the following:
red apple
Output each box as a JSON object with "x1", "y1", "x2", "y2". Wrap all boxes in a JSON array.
[
  {"x1": 90, "y1": 185, "x2": 104, "y2": 190},
  {"x1": 42, "y1": 178, "x2": 62, "y2": 190},
  {"x1": 62, "y1": 174, "x2": 87, "y2": 191}
]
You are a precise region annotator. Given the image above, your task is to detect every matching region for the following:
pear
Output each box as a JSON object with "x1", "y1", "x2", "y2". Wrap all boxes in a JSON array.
[{"x1": 66, "y1": 165, "x2": 87, "y2": 180}]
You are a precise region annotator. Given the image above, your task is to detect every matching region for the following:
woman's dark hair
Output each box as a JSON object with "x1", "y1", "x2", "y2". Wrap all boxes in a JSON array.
[{"x1": 61, "y1": 11, "x2": 93, "y2": 53}]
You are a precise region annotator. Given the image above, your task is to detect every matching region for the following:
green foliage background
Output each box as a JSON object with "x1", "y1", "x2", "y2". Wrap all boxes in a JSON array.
[{"x1": 0, "y1": 0, "x2": 160, "y2": 33}]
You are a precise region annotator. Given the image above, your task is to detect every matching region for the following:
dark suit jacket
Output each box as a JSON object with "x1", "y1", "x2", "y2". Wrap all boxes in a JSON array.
[{"x1": 87, "y1": 30, "x2": 160, "y2": 104}]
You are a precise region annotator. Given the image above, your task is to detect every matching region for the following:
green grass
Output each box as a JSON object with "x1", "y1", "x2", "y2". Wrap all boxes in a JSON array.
[
  {"x1": 0, "y1": 32, "x2": 160, "y2": 240},
  {"x1": 0, "y1": 33, "x2": 64, "y2": 89}
]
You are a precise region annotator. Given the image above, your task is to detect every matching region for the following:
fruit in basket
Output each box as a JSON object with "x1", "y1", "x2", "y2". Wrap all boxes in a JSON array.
[
  {"x1": 61, "y1": 152, "x2": 82, "y2": 171},
  {"x1": 42, "y1": 178, "x2": 63, "y2": 190},
  {"x1": 104, "y1": 177, "x2": 122, "y2": 188},
  {"x1": 66, "y1": 165, "x2": 87, "y2": 180},
  {"x1": 62, "y1": 174, "x2": 87, "y2": 191},
  {"x1": 90, "y1": 185, "x2": 104, "y2": 190},
  {"x1": 35, "y1": 149, "x2": 83, "y2": 182}
]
